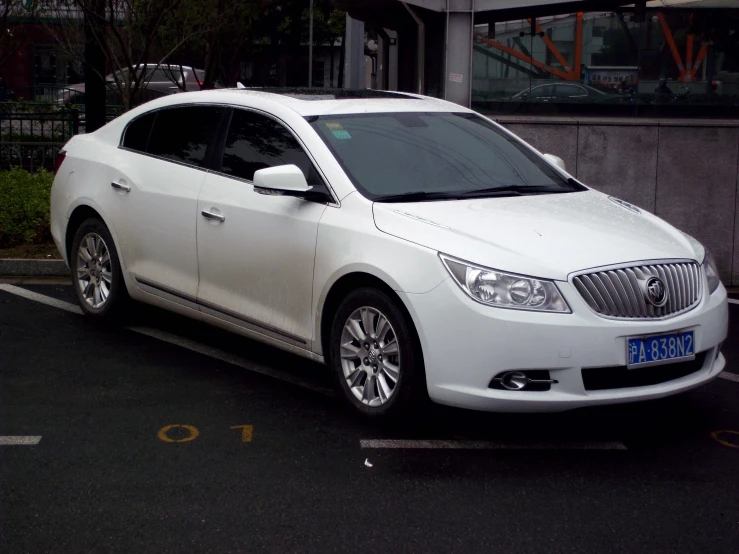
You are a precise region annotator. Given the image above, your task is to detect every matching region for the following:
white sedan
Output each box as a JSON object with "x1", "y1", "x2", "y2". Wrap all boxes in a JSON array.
[{"x1": 50, "y1": 88, "x2": 729, "y2": 418}]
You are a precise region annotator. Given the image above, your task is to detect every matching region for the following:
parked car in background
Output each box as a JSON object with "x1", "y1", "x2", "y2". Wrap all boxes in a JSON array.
[
  {"x1": 50, "y1": 88, "x2": 728, "y2": 420},
  {"x1": 59, "y1": 64, "x2": 205, "y2": 106},
  {"x1": 511, "y1": 82, "x2": 614, "y2": 102}
]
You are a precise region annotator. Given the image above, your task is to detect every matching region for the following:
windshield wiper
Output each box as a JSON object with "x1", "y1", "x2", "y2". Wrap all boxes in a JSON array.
[
  {"x1": 458, "y1": 185, "x2": 574, "y2": 197},
  {"x1": 374, "y1": 185, "x2": 575, "y2": 203},
  {"x1": 373, "y1": 191, "x2": 470, "y2": 203}
]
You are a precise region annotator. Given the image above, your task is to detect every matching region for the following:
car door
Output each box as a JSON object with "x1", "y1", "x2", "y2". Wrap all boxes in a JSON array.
[
  {"x1": 110, "y1": 104, "x2": 225, "y2": 302},
  {"x1": 196, "y1": 108, "x2": 330, "y2": 347}
]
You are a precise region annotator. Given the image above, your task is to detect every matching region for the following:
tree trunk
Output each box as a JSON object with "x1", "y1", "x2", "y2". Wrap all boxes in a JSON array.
[
  {"x1": 84, "y1": 0, "x2": 106, "y2": 131},
  {"x1": 202, "y1": 0, "x2": 225, "y2": 89}
]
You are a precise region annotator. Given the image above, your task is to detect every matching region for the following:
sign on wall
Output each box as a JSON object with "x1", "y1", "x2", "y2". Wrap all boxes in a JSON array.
[{"x1": 585, "y1": 66, "x2": 639, "y2": 91}]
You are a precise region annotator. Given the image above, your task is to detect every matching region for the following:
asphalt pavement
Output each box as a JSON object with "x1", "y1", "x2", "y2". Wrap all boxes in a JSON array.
[{"x1": 1, "y1": 281, "x2": 738, "y2": 553}]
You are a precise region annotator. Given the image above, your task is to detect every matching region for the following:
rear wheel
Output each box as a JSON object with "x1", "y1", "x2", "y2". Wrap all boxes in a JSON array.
[
  {"x1": 329, "y1": 287, "x2": 425, "y2": 419},
  {"x1": 70, "y1": 218, "x2": 129, "y2": 320}
]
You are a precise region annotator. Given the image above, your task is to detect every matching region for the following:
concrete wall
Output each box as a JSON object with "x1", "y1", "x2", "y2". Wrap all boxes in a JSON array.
[{"x1": 492, "y1": 116, "x2": 739, "y2": 287}]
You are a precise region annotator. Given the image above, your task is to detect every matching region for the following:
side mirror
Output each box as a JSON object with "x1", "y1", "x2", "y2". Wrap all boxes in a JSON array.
[
  {"x1": 543, "y1": 153, "x2": 566, "y2": 172},
  {"x1": 253, "y1": 164, "x2": 330, "y2": 202}
]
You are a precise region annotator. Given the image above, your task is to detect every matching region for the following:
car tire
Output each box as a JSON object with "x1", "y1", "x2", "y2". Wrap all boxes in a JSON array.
[
  {"x1": 70, "y1": 218, "x2": 130, "y2": 321},
  {"x1": 329, "y1": 287, "x2": 426, "y2": 420}
]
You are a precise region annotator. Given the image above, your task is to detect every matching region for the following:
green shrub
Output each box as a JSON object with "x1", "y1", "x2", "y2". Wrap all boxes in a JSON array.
[{"x1": 0, "y1": 168, "x2": 54, "y2": 247}]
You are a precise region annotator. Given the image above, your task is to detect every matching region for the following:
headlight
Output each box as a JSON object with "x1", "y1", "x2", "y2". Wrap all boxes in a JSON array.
[
  {"x1": 440, "y1": 254, "x2": 571, "y2": 313},
  {"x1": 702, "y1": 249, "x2": 721, "y2": 295}
]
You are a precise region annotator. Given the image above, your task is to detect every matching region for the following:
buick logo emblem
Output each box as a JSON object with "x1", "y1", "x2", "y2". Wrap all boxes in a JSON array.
[{"x1": 644, "y1": 277, "x2": 668, "y2": 307}]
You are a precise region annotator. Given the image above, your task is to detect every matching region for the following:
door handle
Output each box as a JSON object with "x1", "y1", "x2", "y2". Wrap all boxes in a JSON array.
[
  {"x1": 111, "y1": 181, "x2": 131, "y2": 192},
  {"x1": 201, "y1": 210, "x2": 225, "y2": 223}
]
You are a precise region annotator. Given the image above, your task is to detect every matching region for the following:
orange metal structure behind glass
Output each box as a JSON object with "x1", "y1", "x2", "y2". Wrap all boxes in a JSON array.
[{"x1": 477, "y1": 12, "x2": 704, "y2": 83}]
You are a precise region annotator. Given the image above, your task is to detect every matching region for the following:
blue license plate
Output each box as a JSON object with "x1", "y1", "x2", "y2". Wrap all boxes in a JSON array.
[{"x1": 627, "y1": 330, "x2": 695, "y2": 368}]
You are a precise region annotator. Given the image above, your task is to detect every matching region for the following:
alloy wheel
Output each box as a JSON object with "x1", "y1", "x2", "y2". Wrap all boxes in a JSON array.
[
  {"x1": 76, "y1": 232, "x2": 113, "y2": 309},
  {"x1": 340, "y1": 306, "x2": 401, "y2": 407}
]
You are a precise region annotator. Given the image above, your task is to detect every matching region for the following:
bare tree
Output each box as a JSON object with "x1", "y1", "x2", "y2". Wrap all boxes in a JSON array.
[
  {"x1": 39, "y1": 0, "x2": 262, "y2": 107},
  {"x1": 38, "y1": 0, "x2": 187, "y2": 109}
]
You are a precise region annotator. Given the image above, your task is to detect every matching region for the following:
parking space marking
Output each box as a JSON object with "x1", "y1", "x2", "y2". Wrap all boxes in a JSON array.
[
  {"x1": 231, "y1": 425, "x2": 254, "y2": 442},
  {"x1": 0, "y1": 436, "x2": 42, "y2": 445},
  {"x1": 727, "y1": 298, "x2": 738, "y2": 305},
  {"x1": 0, "y1": 284, "x2": 336, "y2": 398},
  {"x1": 157, "y1": 425, "x2": 200, "y2": 443},
  {"x1": 718, "y1": 372, "x2": 739, "y2": 383},
  {"x1": 128, "y1": 327, "x2": 336, "y2": 397},
  {"x1": 0, "y1": 284, "x2": 82, "y2": 314},
  {"x1": 360, "y1": 439, "x2": 627, "y2": 450},
  {"x1": 710, "y1": 430, "x2": 739, "y2": 449}
]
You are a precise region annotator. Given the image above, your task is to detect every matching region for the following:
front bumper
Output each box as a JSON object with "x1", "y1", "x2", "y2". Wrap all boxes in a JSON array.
[{"x1": 401, "y1": 276, "x2": 729, "y2": 412}]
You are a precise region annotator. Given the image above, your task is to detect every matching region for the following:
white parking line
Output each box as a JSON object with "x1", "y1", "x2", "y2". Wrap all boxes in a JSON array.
[
  {"x1": 360, "y1": 439, "x2": 627, "y2": 450},
  {"x1": 718, "y1": 372, "x2": 739, "y2": 383},
  {"x1": 0, "y1": 284, "x2": 336, "y2": 398},
  {"x1": 728, "y1": 298, "x2": 739, "y2": 305},
  {"x1": 0, "y1": 284, "x2": 82, "y2": 314},
  {"x1": 128, "y1": 326, "x2": 336, "y2": 397},
  {"x1": 0, "y1": 436, "x2": 42, "y2": 445}
]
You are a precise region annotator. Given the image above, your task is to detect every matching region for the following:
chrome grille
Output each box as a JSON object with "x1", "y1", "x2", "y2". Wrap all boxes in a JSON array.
[{"x1": 573, "y1": 262, "x2": 702, "y2": 319}]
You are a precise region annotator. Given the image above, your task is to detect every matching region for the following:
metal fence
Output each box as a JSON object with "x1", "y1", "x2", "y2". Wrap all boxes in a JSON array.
[
  {"x1": 5, "y1": 85, "x2": 84, "y2": 105},
  {"x1": 0, "y1": 107, "x2": 120, "y2": 172}
]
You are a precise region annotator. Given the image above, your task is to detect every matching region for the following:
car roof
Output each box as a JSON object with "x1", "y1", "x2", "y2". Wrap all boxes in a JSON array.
[
  {"x1": 131, "y1": 87, "x2": 474, "y2": 117},
  {"x1": 94, "y1": 87, "x2": 477, "y2": 144}
]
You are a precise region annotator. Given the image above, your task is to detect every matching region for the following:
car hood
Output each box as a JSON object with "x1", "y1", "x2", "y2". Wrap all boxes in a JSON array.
[{"x1": 372, "y1": 189, "x2": 702, "y2": 281}]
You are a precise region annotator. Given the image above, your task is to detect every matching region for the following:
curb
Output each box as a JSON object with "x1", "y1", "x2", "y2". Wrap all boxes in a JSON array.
[{"x1": 0, "y1": 259, "x2": 70, "y2": 276}]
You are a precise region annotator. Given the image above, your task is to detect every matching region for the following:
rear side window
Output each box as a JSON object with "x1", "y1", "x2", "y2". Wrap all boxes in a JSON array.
[
  {"x1": 147, "y1": 106, "x2": 223, "y2": 167},
  {"x1": 220, "y1": 109, "x2": 321, "y2": 185},
  {"x1": 122, "y1": 112, "x2": 156, "y2": 152}
]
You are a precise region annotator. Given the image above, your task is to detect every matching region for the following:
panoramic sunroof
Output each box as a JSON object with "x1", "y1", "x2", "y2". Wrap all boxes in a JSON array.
[{"x1": 244, "y1": 88, "x2": 419, "y2": 101}]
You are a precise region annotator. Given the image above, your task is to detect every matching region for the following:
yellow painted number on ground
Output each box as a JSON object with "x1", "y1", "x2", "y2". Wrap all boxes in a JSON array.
[
  {"x1": 710, "y1": 430, "x2": 739, "y2": 449},
  {"x1": 157, "y1": 424, "x2": 200, "y2": 443},
  {"x1": 231, "y1": 425, "x2": 254, "y2": 442}
]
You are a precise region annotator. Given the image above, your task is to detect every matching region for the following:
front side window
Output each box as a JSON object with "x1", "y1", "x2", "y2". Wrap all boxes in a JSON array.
[
  {"x1": 147, "y1": 106, "x2": 223, "y2": 167},
  {"x1": 220, "y1": 109, "x2": 321, "y2": 185},
  {"x1": 309, "y1": 112, "x2": 580, "y2": 201}
]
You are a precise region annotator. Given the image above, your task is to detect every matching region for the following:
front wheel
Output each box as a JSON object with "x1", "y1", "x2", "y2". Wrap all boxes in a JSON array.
[
  {"x1": 329, "y1": 287, "x2": 426, "y2": 419},
  {"x1": 70, "y1": 218, "x2": 129, "y2": 320}
]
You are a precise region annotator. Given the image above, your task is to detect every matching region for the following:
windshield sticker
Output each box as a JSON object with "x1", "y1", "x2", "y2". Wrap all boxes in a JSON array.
[
  {"x1": 332, "y1": 130, "x2": 352, "y2": 140},
  {"x1": 326, "y1": 122, "x2": 344, "y2": 131}
]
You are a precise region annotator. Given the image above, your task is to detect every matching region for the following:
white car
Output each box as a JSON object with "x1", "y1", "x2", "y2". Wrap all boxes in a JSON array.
[{"x1": 50, "y1": 88, "x2": 729, "y2": 418}]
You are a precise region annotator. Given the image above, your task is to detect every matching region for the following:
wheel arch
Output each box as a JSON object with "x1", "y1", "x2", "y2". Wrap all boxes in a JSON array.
[
  {"x1": 318, "y1": 271, "x2": 423, "y2": 368},
  {"x1": 65, "y1": 205, "x2": 107, "y2": 266},
  {"x1": 64, "y1": 203, "x2": 127, "y2": 276}
]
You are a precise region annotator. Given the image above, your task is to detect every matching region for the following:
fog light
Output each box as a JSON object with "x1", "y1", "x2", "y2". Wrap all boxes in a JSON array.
[
  {"x1": 501, "y1": 371, "x2": 529, "y2": 390},
  {"x1": 490, "y1": 370, "x2": 558, "y2": 391}
]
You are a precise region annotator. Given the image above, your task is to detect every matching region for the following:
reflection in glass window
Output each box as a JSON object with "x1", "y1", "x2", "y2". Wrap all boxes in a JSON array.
[
  {"x1": 531, "y1": 85, "x2": 554, "y2": 98},
  {"x1": 471, "y1": 8, "x2": 739, "y2": 113},
  {"x1": 556, "y1": 84, "x2": 586, "y2": 97},
  {"x1": 147, "y1": 106, "x2": 223, "y2": 167}
]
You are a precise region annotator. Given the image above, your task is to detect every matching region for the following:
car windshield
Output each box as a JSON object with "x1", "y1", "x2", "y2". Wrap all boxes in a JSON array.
[{"x1": 308, "y1": 112, "x2": 578, "y2": 201}]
